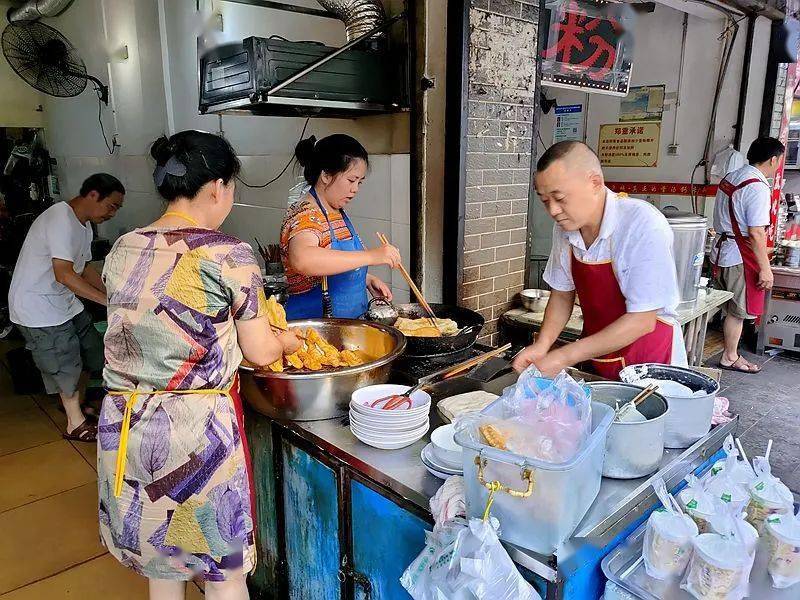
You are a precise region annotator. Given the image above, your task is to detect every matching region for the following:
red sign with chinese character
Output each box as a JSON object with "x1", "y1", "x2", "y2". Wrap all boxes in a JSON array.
[{"x1": 541, "y1": 0, "x2": 634, "y2": 96}]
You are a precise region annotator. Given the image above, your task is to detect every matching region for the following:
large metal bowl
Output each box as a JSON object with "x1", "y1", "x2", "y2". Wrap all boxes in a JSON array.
[{"x1": 240, "y1": 319, "x2": 406, "y2": 421}]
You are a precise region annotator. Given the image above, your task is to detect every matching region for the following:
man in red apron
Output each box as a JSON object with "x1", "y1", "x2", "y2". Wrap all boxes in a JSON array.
[
  {"x1": 513, "y1": 141, "x2": 686, "y2": 379},
  {"x1": 711, "y1": 137, "x2": 783, "y2": 374}
]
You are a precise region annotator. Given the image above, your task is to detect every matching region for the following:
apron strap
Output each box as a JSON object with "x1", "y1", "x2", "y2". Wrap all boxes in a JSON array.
[
  {"x1": 309, "y1": 187, "x2": 362, "y2": 245},
  {"x1": 108, "y1": 383, "x2": 235, "y2": 498}
]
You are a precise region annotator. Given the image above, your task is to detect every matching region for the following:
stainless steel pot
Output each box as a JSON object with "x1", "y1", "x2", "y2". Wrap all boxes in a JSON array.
[
  {"x1": 240, "y1": 319, "x2": 406, "y2": 421},
  {"x1": 588, "y1": 382, "x2": 668, "y2": 479},
  {"x1": 520, "y1": 289, "x2": 550, "y2": 312},
  {"x1": 662, "y1": 210, "x2": 708, "y2": 309}
]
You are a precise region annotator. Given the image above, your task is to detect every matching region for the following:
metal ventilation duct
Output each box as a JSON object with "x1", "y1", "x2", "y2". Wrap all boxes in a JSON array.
[
  {"x1": 316, "y1": 0, "x2": 385, "y2": 42},
  {"x1": 7, "y1": 0, "x2": 75, "y2": 23}
]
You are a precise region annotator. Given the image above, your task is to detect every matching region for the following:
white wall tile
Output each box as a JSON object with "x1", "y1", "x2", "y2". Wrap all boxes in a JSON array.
[
  {"x1": 345, "y1": 155, "x2": 391, "y2": 221},
  {"x1": 391, "y1": 287, "x2": 411, "y2": 303},
  {"x1": 221, "y1": 204, "x2": 286, "y2": 249},
  {"x1": 390, "y1": 154, "x2": 411, "y2": 226},
  {"x1": 390, "y1": 222, "x2": 411, "y2": 290},
  {"x1": 237, "y1": 155, "x2": 299, "y2": 211},
  {"x1": 118, "y1": 155, "x2": 156, "y2": 194}
]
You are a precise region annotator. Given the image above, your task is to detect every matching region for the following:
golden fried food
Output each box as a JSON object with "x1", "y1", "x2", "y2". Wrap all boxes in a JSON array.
[
  {"x1": 479, "y1": 424, "x2": 508, "y2": 450},
  {"x1": 395, "y1": 317, "x2": 459, "y2": 337},
  {"x1": 260, "y1": 297, "x2": 366, "y2": 372}
]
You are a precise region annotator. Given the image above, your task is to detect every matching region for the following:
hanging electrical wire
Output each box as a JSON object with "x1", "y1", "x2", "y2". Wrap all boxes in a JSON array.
[
  {"x1": 237, "y1": 117, "x2": 311, "y2": 189},
  {"x1": 95, "y1": 84, "x2": 118, "y2": 155}
]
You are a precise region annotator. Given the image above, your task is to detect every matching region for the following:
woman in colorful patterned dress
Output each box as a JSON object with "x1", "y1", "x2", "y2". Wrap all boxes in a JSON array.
[{"x1": 99, "y1": 131, "x2": 299, "y2": 600}]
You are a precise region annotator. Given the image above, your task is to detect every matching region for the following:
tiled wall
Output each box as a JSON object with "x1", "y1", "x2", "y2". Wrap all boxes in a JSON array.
[
  {"x1": 461, "y1": 0, "x2": 539, "y2": 344},
  {"x1": 56, "y1": 152, "x2": 412, "y2": 303}
]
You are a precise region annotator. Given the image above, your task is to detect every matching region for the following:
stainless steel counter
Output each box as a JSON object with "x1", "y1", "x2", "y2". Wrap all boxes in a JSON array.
[{"x1": 265, "y1": 371, "x2": 736, "y2": 584}]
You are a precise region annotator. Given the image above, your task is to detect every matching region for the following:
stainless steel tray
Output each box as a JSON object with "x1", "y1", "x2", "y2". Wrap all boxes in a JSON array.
[{"x1": 601, "y1": 521, "x2": 798, "y2": 599}]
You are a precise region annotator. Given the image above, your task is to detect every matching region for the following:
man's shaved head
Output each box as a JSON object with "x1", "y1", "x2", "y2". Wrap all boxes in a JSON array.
[
  {"x1": 534, "y1": 141, "x2": 607, "y2": 233},
  {"x1": 537, "y1": 141, "x2": 603, "y2": 177}
]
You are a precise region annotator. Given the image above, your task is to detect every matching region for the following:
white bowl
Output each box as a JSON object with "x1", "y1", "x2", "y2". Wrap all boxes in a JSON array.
[
  {"x1": 349, "y1": 412, "x2": 427, "y2": 434},
  {"x1": 349, "y1": 407, "x2": 429, "y2": 428},
  {"x1": 351, "y1": 420, "x2": 429, "y2": 441},
  {"x1": 421, "y1": 444, "x2": 463, "y2": 476},
  {"x1": 351, "y1": 423, "x2": 429, "y2": 450},
  {"x1": 429, "y1": 424, "x2": 462, "y2": 467},
  {"x1": 351, "y1": 385, "x2": 431, "y2": 416}
]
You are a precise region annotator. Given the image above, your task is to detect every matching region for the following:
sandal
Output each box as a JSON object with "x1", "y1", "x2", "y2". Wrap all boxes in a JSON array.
[
  {"x1": 63, "y1": 420, "x2": 97, "y2": 442},
  {"x1": 719, "y1": 355, "x2": 762, "y2": 374}
]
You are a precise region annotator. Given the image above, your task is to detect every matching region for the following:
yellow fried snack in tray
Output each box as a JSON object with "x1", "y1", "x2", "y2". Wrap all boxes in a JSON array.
[
  {"x1": 340, "y1": 350, "x2": 363, "y2": 367},
  {"x1": 297, "y1": 349, "x2": 322, "y2": 371},
  {"x1": 479, "y1": 424, "x2": 508, "y2": 450},
  {"x1": 265, "y1": 295, "x2": 288, "y2": 329}
]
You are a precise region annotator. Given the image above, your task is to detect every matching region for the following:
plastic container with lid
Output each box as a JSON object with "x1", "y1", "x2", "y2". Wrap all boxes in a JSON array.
[
  {"x1": 643, "y1": 479, "x2": 698, "y2": 580},
  {"x1": 454, "y1": 399, "x2": 614, "y2": 555},
  {"x1": 679, "y1": 475, "x2": 717, "y2": 534},
  {"x1": 745, "y1": 457, "x2": 794, "y2": 534},
  {"x1": 682, "y1": 533, "x2": 751, "y2": 599},
  {"x1": 765, "y1": 513, "x2": 800, "y2": 588}
]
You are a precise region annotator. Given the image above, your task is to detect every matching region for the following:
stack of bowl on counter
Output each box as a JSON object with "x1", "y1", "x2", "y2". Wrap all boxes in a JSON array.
[{"x1": 349, "y1": 384, "x2": 431, "y2": 450}]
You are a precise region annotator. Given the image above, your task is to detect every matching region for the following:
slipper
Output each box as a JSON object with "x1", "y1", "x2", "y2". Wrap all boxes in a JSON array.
[
  {"x1": 63, "y1": 420, "x2": 97, "y2": 443},
  {"x1": 719, "y1": 355, "x2": 761, "y2": 374}
]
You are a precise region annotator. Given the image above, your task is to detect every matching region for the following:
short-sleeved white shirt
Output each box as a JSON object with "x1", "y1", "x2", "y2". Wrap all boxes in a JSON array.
[
  {"x1": 543, "y1": 189, "x2": 680, "y2": 321},
  {"x1": 711, "y1": 164, "x2": 771, "y2": 267},
  {"x1": 9, "y1": 202, "x2": 93, "y2": 327}
]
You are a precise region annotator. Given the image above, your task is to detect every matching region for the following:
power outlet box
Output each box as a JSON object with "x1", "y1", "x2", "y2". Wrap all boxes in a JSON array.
[{"x1": 667, "y1": 144, "x2": 680, "y2": 156}]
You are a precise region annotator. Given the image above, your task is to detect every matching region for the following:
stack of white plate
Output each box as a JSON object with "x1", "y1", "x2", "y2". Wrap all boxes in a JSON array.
[
  {"x1": 421, "y1": 424, "x2": 464, "y2": 479},
  {"x1": 349, "y1": 384, "x2": 431, "y2": 450}
]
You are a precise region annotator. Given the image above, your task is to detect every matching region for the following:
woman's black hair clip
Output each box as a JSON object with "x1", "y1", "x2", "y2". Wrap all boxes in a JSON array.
[{"x1": 153, "y1": 156, "x2": 187, "y2": 186}]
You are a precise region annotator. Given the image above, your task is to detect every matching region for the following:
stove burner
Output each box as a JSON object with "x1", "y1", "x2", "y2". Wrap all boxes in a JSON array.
[{"x1": 389, "y1": 345, "x2": 494, "y2": 384}]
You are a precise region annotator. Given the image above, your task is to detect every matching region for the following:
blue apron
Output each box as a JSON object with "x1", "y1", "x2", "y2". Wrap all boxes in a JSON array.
[{"x1": 285, "y1": 189, "x2": 369, "y2": 319}]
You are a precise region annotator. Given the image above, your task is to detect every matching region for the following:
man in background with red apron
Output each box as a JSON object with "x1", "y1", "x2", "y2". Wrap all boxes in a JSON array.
[
  {"x1": 711, "y1": 137, "x2": 783, "y2": 374},
  {"x1": 513, "y1": 141, "x2": 687, "y2": 380}
]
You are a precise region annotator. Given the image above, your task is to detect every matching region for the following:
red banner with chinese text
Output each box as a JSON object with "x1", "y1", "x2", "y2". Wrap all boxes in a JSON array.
[{"x1": 606, "y1": 182, "x2": 718, "y2": 197}]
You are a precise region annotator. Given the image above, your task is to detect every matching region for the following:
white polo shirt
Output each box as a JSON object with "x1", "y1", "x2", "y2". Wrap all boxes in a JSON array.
[
  {"x1": 8, "y1": 202, "x2": 93, "y2": 328},
  {"x1": 711, "y1": 164, "x2": 771, "y2": 267},
  {"x1": 543, "y1": 189, "x2": 680, "y2": 321}
]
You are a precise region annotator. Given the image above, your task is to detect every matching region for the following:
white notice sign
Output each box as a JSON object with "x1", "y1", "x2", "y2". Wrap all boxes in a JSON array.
[{"x1": 553, "y1": 104, "x2": 584, "y2": 143}]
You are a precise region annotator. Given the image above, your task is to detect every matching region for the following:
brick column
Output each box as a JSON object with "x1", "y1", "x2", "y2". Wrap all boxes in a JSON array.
[{"x1": 460, "y1": 0, "x2": 539, "y2": 345}]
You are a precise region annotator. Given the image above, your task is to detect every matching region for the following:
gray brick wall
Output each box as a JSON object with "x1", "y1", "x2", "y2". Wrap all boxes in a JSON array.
[{"x1": 462, "y1": 1, "x2": 538, "y2": 345}]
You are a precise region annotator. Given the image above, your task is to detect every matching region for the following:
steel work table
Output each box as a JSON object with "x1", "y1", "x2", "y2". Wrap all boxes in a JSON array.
[
  {"x1": 500, "y1": 288, "x2": 734, "y2": 366},
  {"x1": 243, "y1": 367, "x2": 736, "y2": 599}
]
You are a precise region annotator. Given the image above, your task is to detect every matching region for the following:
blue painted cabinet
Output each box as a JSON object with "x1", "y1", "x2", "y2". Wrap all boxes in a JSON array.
[
  {"x1": 351, "y1": 480, "x2": 428, "y2": 600},
  {"x1": 282, "y1": 442, "x2": 342, "y2": 600}
]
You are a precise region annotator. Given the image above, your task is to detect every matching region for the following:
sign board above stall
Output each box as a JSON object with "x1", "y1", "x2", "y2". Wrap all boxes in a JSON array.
[
  {"x1": 598, "y1": 123, "x2": 660, "y2": 167},
  {"x1": 540, "y1": 0, "x2": 635, "y2": 96}
]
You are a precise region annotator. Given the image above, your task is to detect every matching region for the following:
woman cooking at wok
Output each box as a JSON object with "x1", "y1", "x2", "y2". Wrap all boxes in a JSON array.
[{"x1": 280, "y1": 134, "x2": 401, "y2": 319}]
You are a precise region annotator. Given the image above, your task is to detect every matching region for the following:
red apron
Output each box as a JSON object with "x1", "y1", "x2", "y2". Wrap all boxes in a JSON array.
[
  {"x1": 711, "y1": 178, "x2": 768, "y2": 317},
  {"x1": 229, "y1": 374, "x2": 257, "y2": 524},
  {"x1": 571, "y1": 252, "x2": 673, "y2": 380}
]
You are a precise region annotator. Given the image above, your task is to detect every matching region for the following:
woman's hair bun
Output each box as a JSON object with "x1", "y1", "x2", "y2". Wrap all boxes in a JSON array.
[
  {"x1": 294, "y1": 136, "x2": 316, "y2": 168},
  {"x1": 150, "y1": 135, "x2": 173, "y2": 164}
]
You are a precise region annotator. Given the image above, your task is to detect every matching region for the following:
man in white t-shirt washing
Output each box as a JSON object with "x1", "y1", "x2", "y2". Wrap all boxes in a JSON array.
[
  {"x1": 711, "y1": 137, "x2": 782, "y2": 374},
  {"x1": 9, "y1": 174, "x2": 124, "y2": 441}
]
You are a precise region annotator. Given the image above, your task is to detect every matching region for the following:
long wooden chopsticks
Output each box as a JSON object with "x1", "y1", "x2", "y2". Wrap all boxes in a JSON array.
[{"x1": 376, "y1": 232, "x2": 439, "y2": 329}]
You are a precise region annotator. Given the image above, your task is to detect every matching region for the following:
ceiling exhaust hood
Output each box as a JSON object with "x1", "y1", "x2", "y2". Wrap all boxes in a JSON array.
[{"x1": 198, "y1": 1, "x2": 409, "y2": 118}]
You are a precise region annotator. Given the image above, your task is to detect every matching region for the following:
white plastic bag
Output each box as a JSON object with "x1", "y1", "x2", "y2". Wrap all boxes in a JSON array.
[
  {"x1": 400, "y1": 517, "x2": 541, "y2": 600},
  {"x1": 703, "y1": 438, "x2": 752, "y2": 513},
  {"x1": 703, "y1": 436, "x2": 756, "y2": 490},
  {"x1": 679, "y1": 475, "x2": 716, "y2": 534},
  {"x1": 430, "y1": 475, "x2": 466, "y2": 528},
  {"x1": 745, "y1": 456, "x2": 794, "y2": 534},
  {"x1": 707, "y1": 499, "x2": 759, "y2": 598},
  {"x1": 765, "y1": 510, "x2": 800, "y2": 588},
  {"x1": 682, "y1": 502, "x2": 754, "y2": 600},
  {"x1": 643, "y1": 478, "x2": 698, "y2": 580},
  {"x1": 494, "y1": 368, "x2": 591, "y2": 463}
]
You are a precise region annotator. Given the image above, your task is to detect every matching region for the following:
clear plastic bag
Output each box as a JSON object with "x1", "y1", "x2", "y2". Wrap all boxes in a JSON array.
[
  {"x1": 486, "y1": 368, "x2": 592, "y2": 463},
  {"x1": 703, "y1": 438, "x2": 752, "y2": 513},
  {"x1": 765, "y1": 510, "x2": 800, "y2": 588},
  {"x1": 745, "y1": 456, "x2": 794, "y2": 534},
  {"x1": 643, "y1": 478, "x2": 698, "y2": 580},
  {"x1": 702, "y1": 436, "x2": 756, "y2": 491},
  {"x1": 400, "y1": 517, "x2": 541, "y2": 600},
  {"x1": 679, "y1": 475, "x2": 717, "y2": 534}
]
